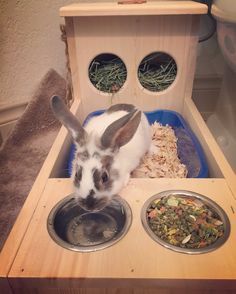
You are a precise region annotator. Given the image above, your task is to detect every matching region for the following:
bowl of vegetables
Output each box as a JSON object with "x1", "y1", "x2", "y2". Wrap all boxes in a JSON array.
[{"x1": 141, "y1": 190, "x2": 230, "y2": 254}]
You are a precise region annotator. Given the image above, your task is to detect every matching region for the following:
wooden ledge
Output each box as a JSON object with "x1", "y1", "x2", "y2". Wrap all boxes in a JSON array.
[
  {"x1": 8, "y1": 178, "x2": 236, "y2": 290},
  {"x1": 60, "y1": 1, "x2": 208, "y2": 17}
]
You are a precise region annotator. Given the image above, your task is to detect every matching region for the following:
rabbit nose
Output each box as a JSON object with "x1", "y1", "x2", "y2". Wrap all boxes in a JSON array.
[{"x1": 85, "y1": 190, "x2": 96, "y2": 208}]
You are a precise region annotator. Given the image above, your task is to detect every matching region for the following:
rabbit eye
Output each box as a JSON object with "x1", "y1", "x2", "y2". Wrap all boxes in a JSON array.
[{"x1": 101, "y1": 171, "x2": 109, "y2": 183}]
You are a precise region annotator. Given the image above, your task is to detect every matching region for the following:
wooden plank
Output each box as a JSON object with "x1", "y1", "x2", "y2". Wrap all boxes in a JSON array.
[
  {"x1": 182, "y1": 15, "x2": 200, "y2": 101},
  {"x1": 60, "y1": 1, "x2": 207, "y2": 17},
  {"x1": 0, "y1": 101, "x2": 80, "y2": 285},
  {"x1": 71, "y1": 14, "x2": 200, "y2": 119},
  {"x1": 9, "y1": 178, "x2": 236, "y2": 291}
]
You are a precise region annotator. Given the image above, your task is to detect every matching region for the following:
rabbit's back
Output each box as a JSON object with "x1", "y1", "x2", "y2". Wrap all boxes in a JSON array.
[{"x1": 84, "y1": 109, "x2": 151, "y2": 173}]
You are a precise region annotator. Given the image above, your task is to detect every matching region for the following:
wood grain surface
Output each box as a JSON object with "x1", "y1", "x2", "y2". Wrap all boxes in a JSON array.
[
  {"x1": 8, "y1": 178, "x2": 236, "y2": 293},
  {"x1": 60, "y1": 1, "x2": 207, "y2": 17}
]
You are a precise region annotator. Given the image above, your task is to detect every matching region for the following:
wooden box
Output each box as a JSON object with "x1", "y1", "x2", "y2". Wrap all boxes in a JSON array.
[{"x1": 1, "y1": 1, "x2": 236, "y2": 294}]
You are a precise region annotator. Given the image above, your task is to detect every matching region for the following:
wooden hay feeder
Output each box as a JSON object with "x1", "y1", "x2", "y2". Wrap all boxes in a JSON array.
[{"x1": 1, "y1": 1, "x2": 236, "y2": 294}]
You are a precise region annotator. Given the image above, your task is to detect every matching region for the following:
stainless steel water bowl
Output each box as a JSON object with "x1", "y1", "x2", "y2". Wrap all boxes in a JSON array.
[
  {"x1": 141, "y1": 190, "x2": 230, "y2": 254},
  {"x1": 47, "y1": 194, "x2": 132, "y2": 252}
]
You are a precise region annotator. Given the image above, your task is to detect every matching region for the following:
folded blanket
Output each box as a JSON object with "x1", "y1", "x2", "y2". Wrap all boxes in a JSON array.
[{"x1": 0, "y1": 69, "x2": 66, "y2": 250}]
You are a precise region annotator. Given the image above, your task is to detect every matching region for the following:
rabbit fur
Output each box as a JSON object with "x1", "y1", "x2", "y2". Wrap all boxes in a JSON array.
[{"x1": 51, "y1": 96, "x2": 151, "y2": 211}]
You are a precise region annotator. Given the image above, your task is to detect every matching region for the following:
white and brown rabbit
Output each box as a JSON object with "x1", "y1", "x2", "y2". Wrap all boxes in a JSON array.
[{"x1": 51, "y1": 96, "x2": 151, "y2": 211}]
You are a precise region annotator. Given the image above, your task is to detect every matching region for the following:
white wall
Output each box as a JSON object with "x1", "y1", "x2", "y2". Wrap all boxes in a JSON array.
[{"x1": 0, "y1": 0, "x2": 73, "y2": 108}]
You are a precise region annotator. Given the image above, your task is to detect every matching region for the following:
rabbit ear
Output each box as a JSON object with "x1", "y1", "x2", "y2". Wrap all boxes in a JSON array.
[
  {"x1": 50, "y1": 96, "x2": 87, "y2": 146},
  {"x1": 101, "y1": 110, "x2": 141, "y2": 150}
]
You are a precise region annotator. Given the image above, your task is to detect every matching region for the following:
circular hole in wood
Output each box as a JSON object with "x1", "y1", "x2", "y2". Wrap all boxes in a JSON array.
[
  {"x1": 138, "y1": 52, "x2": 177, "y2": 92},
  {"x1": 88, "y1": 53, "x2": 127, "y2": 93}
]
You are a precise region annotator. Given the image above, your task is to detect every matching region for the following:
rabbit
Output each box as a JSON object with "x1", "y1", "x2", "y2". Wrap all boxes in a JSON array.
[{"x1": 51, "y1": 96, "x2": 151, "y2": 211}]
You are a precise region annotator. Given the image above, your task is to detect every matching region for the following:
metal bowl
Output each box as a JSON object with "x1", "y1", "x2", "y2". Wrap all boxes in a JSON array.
[
  {"x1": 47, "y1": 194, "x2": 132, "y2": 252},
  {"x1": 141, "y1": 190, "x2": 230, "y2": 254}
]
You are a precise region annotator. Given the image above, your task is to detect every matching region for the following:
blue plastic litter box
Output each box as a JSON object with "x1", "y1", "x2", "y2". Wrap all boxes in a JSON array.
[{"x1": 67, "y1": 109, "x2": 208, "y2": 178}]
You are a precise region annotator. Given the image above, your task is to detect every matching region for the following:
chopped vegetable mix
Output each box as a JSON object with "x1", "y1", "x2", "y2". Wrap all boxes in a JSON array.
[{"x1": 147, "y1": 195, "x2": 224, "y2": 249}]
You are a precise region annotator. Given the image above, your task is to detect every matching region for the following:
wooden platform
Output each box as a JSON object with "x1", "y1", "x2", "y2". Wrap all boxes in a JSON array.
[
  {"x1": 8, "y1": 178, "x2": 236, "y2": 293},
  {"x1": 1, "y1": 1, "x2": 236, "y2": 293}
]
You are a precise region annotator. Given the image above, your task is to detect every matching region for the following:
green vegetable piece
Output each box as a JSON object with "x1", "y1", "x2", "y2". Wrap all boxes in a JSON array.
[{"x1": 167, "y1": 197, "x2": 179, "y2": 207}]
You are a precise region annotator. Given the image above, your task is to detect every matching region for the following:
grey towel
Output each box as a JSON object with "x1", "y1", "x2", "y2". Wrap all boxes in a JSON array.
[{"x1": 0, "y1": 69, "x2": 66, "y2": 250}]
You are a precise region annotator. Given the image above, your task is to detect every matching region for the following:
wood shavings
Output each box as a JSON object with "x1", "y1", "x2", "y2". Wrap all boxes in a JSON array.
[{"x1": 132, "y1": 122, "x2": 188, "y2": 178}]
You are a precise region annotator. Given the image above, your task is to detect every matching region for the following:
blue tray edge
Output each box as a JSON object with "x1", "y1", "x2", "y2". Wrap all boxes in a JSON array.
[{"x1": 67, "y1": 109, "x2": 209, "y2": 178}]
